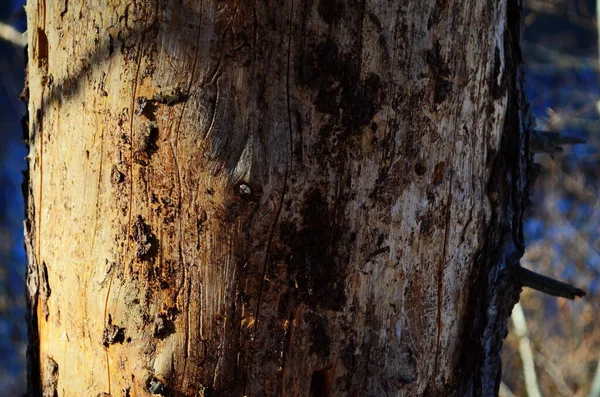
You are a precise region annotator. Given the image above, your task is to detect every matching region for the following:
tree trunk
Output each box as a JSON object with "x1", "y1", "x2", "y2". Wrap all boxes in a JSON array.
[{"x1": 23, "y1": 0, "x2": 531, "y2": 396}]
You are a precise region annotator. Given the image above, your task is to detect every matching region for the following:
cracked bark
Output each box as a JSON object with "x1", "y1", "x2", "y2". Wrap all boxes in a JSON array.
[{"x1": 24, "y1": 0, "x2": 531, "y2": 396}]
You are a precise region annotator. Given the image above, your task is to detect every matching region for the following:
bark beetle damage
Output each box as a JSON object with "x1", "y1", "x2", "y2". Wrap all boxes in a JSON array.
[
  {"x1": 153, "y1": 86, "x2": 188, "y2": 106},
  {"x1": 103, "y1": 314, "x2": 126, "y2": 347},
  {"x1": 35, "y1": 27, "x2": 48, "y2": 69},
  {"x1": 110, "y1": 165, "x2": 125, "y2": 185},
  {"x1": 154, "y1": 307, "x2": 179, "y2": 339},
  {"x1": 146, "y1": 376, "x2": 169, "y2": 395},
  {"x1": 279, "y1": 189, "x2": 347, "y2": 311},
  {"x1": 135, "y1": 86, "x2": 188, "y2": 119},
  {"x1": 134, "y1": 121, "x2": 159, "y2": 165},
  {"x1": 42, "y1": 356, "x2": 59, "y2": 397},
  {"x1": 40, "y1": 261, "x2": 51, "y2": 320},
  {"x1": 299, "y1": 38, "x2": 384, "y2": 138},
  {"x1": 131, "y1": 215, "x2": 159, "y2": 262},
  {"x1": 457, "y1": 1, "x2": 533, "y2": 395}
]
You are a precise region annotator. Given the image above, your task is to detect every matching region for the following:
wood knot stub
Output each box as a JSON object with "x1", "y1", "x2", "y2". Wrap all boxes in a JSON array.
[{"x1": 238, "y1": 183, "x2": 251, "y2": 196}]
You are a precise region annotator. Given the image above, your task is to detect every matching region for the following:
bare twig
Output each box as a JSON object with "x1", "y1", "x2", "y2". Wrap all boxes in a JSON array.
[
  {"x1": 0, "y1": 21, "x2": 25, "y2": 47},
  {"x1": 514, "y1": 266, "x2": 586, "y2": 299},
  {"x1": 512, "y1": 302, "x2": 542, "y2": 397}
]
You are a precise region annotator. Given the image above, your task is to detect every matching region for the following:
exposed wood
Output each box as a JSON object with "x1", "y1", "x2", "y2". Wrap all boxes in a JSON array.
[{"x1": 24, "y1": 0, "x2": 532, "y2": 395}]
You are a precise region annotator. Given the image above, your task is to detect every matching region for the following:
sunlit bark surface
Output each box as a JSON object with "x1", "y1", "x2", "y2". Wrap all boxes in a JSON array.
[{"x1": 24, "y1": 0, "x2": 530, "y2": 395}]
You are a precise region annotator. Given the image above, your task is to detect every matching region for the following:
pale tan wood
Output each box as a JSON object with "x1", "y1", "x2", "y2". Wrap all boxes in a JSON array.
[{"x1": 24, "y1": 0, "x2": 529, "y2": 396}]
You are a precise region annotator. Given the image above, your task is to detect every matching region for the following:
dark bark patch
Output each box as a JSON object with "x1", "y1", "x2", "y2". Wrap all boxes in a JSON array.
[
  {"x1": 279, "y1": 189, "x2": 347, "y2": 310},
  {"x1": 299, "y1": 39, "x2": 384, "y2": 135},
  {"x1": 415, "y1": 162, "x2": 427, "y2": 176},
  {"x1": 107, "y1": 33, "x2": 114, "y2": 56},
  {"x1": 318, "y1": 0, "x2": 344, "y2": 25},
  {"x1": 131, "y1": 215, "x2": 159, "y2": 262},
  {"x1": 426, "y1": 42, "x2": 452, "y2": 105},
  {"x1": 427, "y1": 0, "x2": 449, "y2": 30},
  {"x1": 340, "y1": 341, "x2": 357, "y2": 370},
  {"x1": 36, "y1": 28, "x2": 49, "y2": 68},
  {"x1": 489, "y1": 46, "x2": 504, "y2": 101},
  {"x1": 277, "y1": 291, "x2": 290, "y2": 316},
  {"x1": 419, "y1": 211, "x2": 434, "y2": 236},
  {"x1": 306, "y1": 312, "x2": 331, "y2": 358},
  {"x1": 196, "y1": 208, "x2": 208, "y2": 250},
  {"x1": 310, "y1": 368, "x2": 331, "y2": 397},
  {"x1": 402, "y1": 126, "x2": 421, "y2": 161},
  {"x1": 41, "y1": 261, "x2": 51, "y2": 320},
  {"x1": 433, "y1": 161, "x2": 446, "y2": 184},
  {"x1": 103, "y1": 314, "x2": 126, "y2": 347}
]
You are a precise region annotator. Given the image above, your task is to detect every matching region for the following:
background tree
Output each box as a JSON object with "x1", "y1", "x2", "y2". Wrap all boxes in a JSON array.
[{"x1": 23, "y1": 0, "x2": 534, "y2": 396}]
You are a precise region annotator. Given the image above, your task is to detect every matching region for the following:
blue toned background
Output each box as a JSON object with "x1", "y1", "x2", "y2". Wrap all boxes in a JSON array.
[
  {"x1": 0, "y1": 1, "x2": 599, "y2": 395},
  {"x1": 0, "y1": 0, "x2": 27, "y2": 394}
]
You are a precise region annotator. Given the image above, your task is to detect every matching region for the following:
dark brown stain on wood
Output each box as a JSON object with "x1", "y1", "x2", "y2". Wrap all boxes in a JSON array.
[
  {"x1": 279, "y1": 189, "x2": 347, "y2": 311},
  {"x1": 426, "y1": 41, "x2": 452, "y2": 105},
  {"x1": 299, "y1": 38, "x2": 384, "y2": 136}
]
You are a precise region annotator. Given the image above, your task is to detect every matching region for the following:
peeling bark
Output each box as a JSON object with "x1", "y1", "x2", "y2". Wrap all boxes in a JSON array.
[{"x1": 24, "y1": 0, "x2": 531, "y2": 396}]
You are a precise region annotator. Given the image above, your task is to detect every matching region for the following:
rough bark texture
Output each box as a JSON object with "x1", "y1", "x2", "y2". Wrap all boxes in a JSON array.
[{"x1": 24, "y1": 0, "x2": 531, "y2": 396}]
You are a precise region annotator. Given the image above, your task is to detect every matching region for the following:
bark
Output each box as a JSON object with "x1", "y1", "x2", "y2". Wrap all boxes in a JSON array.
[{"x1": 23, "y1": 0, "x2": 532, "y2": 396}]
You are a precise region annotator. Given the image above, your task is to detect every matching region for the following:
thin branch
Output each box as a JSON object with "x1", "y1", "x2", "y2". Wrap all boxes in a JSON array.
[
  {"x1": 0, "y1": 21, "x2": 26, "y2": 47},
  {"x1": 512, "y1": 302, "x2": 543, "y2": 397},
  {"x1": 514, "y1": 266, "x2": 586, "y2": 299}
]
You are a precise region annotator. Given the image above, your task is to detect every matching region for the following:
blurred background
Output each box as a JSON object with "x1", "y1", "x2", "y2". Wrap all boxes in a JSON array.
[
  {"x1": 0, "y1": 0, "x2": 27, "y2": 395},
  {"x1": 0, "y1": 1, "x2": 598, "y2": 396},
  {"x1": 501, "y1": 1, "x2": 600, "y2": 396}
]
